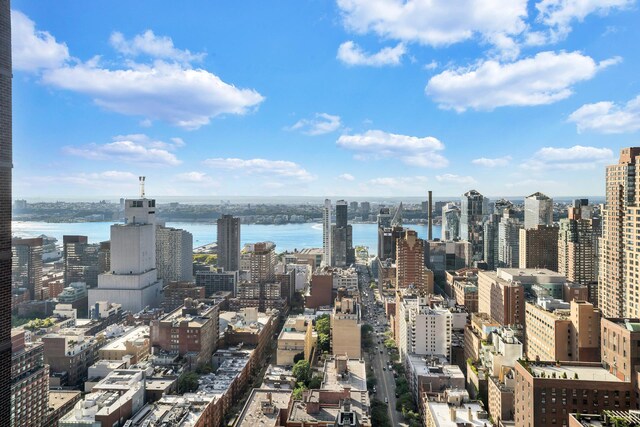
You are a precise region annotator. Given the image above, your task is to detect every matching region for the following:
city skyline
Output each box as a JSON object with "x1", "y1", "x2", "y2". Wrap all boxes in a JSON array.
[{"x1": 10, "y1": 1, "x2": 640, "y2": 198}]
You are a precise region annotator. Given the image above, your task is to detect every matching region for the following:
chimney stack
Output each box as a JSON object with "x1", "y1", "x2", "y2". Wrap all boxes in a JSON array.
[{"x1": 428, "y1": 190, "x2": 433, "y2": 240}]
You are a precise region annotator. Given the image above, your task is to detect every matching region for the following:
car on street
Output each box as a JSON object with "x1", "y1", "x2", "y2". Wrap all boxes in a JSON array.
[{"x1": 384, "y1": 397, "x2": 389, "y2": 403}]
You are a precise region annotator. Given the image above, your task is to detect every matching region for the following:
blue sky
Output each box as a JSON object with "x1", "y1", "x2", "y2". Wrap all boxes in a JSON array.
[{"x1": 10, "y1": 0, "x2": 640, "y2": 199}]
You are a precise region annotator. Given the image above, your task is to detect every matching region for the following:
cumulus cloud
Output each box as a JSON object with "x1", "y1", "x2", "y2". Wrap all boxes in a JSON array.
[
  {"x1": 11, "y1": 10, "x2": 70, "y2": 71},
  {"x1": 287, "y1": 113, "x2": 342, "y2": 136},
  {"x1": 110, "y1": 30, "x2": 206, "y2": 63},
  {"x1": 175, "y1": 171, "x2": 218, "y2": 186},
  {"x1": 203, "y1": 158, "x2": 315, "y2": 182},
  {"x1": 426, "y1": 51, "x2": 620, "y2": 112},
  {"x1": 337, "y1": 41, "x2": 406, "y2": 67},
  {"x1": 43, "y1": 60, "x2": 264, "y2": 130},
  {"x1": 63, "y1": 134, "x2": 183, "y2": 166},
  {"x1": 535, "y1": 0, "x2": 634, "y2": 41},
  {"x1": 339, "y1": 173, "x2": 355, "y2": 181},
  {"x1": 369, "y1": 176, "x2": 428, "y2": 187},
  {"x1": 472, "y1": 156, "x2": 512, "y2": 167},
  {"x1": 13, "y1": 12, "x2": 264, "y2": 129},
  {"x1": 523, "y1": 145, "x2": 614, "y2": 170},
  {"x1": 337, "y1": 129, "x2": 448, "y2": 168},
  {"x1": 336, "y1": 0, "x2": 527, "y2": 50},
  {"x1": 435, "y1": 174, "x2": 477, "y2": 185},
  {"x1": 568, "y1": 95, "x2": 640, "y2": 134}
]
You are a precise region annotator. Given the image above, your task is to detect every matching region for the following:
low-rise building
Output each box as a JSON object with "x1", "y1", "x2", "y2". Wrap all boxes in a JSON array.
[
  {"x1": 234, "y1": 389, "x2": 292, "y2": 427},
  {"x1": 59, "y1": 370, "x2": 146, "y2": 427},
  {"x1": 42, "y1": 328, "x2": 101, "y2": 387},
  {"x1": 99, "y1": 326, "x2": 150, "y2": 364},
  {"x1": 525, "y1": 299, "x2": 600, "y2": 362},
  {"x1": 423, "y1": 396, "x2": 492, "y2": 427},
  {"x1": 331, "y1": 292, "x2": 361, "y2": 359},
  {"x1": 514, "y1": 361, "x2": 635, "y2": 427},
  {"x1": 276, "y1": 315, "x2": 317, "y2": 366},
  {"x1": 150, "y1": 299, "x2": 220, "y2": 369},
  {"x1": 601, "y1": 318, "x2": 640, "y2": 385}
]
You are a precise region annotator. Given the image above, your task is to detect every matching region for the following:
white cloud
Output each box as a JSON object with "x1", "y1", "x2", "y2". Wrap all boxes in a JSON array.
[
  {"x1": 63, "y1": 134, "x2": 183, "y2": 166},
  {"x1": 287, "y1": 113, "x2": 342, "y2": 135},
  {"x1": 336, "y1": 0, "x2": 528, "y2": 49},
  {"x1": 43, "y1": 60, "x2": 264, "y2": 130},
  {"x1": 535, "y1": 0, "x2": 634, "y2": 41},
  {"x1": 11, "y1": 13, "x2": 266, "y2": 130},
  {"x1": 338, "y1": 173, "x2": 355, "y2": 181},
  {"x1": 424, "y1": 61, "x2": 439, "y2": 71},
  {"x1": 472, "y1": 156, "x2": 512, "y2": 167},
  {"x1": 369, "y1": 176, "x2": 428, "y2": 187},
  {"x1": 435, "y1": 174, "x2": 477, "y2": 185},
  {"x1": 523, "y1": 145, "x2": 614, "y2": 170},
  {"x1": 337, "y1": 41, "x2": 406, "y2": 67},
  {"x1": 11, "y1": 10, "x2": 69, "y2": 71},
  {"x1": 110, "y1": 30, "x2": 206, "y2": 63},
  {"x1": 426, "y1": 51, "x2": 620, "y2": 112},
  {"x1": 203, "y1": 158, "x2": 315, "y2": 182},
  {"x1": 175, "y1": 171, "x2": 217, "y2": 185},
  {"x1": 568, "y1": 95, "x2": 640, "y2": 134},
  {"x1": 337, "y1": 129, "x2": 448, "y2": 168}
]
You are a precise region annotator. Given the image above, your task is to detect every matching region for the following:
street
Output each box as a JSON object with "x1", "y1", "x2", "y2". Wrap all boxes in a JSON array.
[{"x1": 359, "y1": 270, "x2": 408, "y2": 427}]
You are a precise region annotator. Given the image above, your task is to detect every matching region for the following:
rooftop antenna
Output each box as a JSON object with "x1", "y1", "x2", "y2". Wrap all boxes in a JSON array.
[{"x1": 139, "y1": 176, "x2": 145, "y2": 198}]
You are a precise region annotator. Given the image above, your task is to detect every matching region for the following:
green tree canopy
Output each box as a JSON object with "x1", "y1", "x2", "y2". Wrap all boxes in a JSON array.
[
  {"x1": 293, "y1": 360, "x2": 311, "y2": 384},
  {"x1": 315, "y1": 315, "x2": 330, "y2": 335},
  {"x1": 178, "y1": 372, "x2": 200, "y2": 393}
]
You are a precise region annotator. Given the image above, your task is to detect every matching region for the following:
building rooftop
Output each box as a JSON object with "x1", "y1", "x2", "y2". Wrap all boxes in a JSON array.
[
  {"x1": 527, "y1": 363, "x2": 623, "y2": 382},
  {"x1": 235, "y1": 389, "x2": 292, "y2": 427},
  {"x1": 288, "y1": 390, "x2": 370, "y2": 424},
  {"x1": 407, "y1": 355, "x2": 464, "y2": 380},
  {"x1": 497, "y1": 268, "x2": 566, "y2": 284},
  {"x1": 427, "y1": 401, "x2": 491, "y2": 427},
  {"x1": 48, "y1": 391, "x2": 81, "y2": 412},
  {"x1": 322, "y1": 357, "x2": 367, "y2": 391},
  {"x1": 100, "y1": 326, "x2": 148, "y2": 352},
  {"x1": 568, "y1": 410, "x2": 640, "y2": 426}
]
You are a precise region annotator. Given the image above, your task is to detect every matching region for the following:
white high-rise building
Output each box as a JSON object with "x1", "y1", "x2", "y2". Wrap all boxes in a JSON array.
[
  {"x1": 156, "y1": 225, "x2": 193, "y2": 282},
  {"x1": 89, "y1": 187, "x2": 163, "y2": 314},
  {"x1": 322, "y1": 199, "x2": 332, "y2": 266},
  {"x1": 398, "y1": 296, "x2": 452, "y2": 362},
  {"x1": 524, "y1": 192, "x2": 553, "y2": 230}
]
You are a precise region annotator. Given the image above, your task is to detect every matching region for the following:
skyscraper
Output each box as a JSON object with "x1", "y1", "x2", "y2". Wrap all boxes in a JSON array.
[
  {"x1": 441, "y1": 202, "x2": 460, "y2": 241},
  {"x1": 331, "y1": 200, "x2": 354, "y2": 266},
  {"x1": 377, "y1": 207, "x2": 392, "y2": 229},
  {"x1": 498, "y1": 211, "x2": 522, "y2": 268},
  {"x1": 11, "y1": 237, "x2": 43, "y2": 300},
  {"x1": 558, "y1": 202, "x2": 599, "y2": 305},
  {"x1": 600, "y1": 148, "x2": 640, "y2": 318},
  {"x1": 89, "y1": 189, "x2": 163, "y2": 313},
  {"x1": 460, "y1": 190, "x2": 486, "y2": 261},
  {"x1": 217, "y1": 214, "x2": 240, "y2": 272},
  {"x1": 524, "y1": 192, "x2": 553, "y2": 230},
  {"x1": 156, "y1": 225, "x2": 193, "y2": 282},
  {"x1": 483, "y1": 213, "x2": 500, "y2": 270},
  {"x1": 518, "y1": 225, "x2": 559, "y2": 271},
  {"x1": 63, "y1": 235, "x2": 100, "y2": 287},
  {"x1": 396, "y1": 230, "x2": 434, "y2": 294},
  {"x1": 1, "y1": 2, "x2": 12, "y2": 418},
  {"x1": 322, "y1": 199, "x2": 332, "y2": 266},
  {"x1": 335, "y1": 199, "x2": 348, "y2": 228}
]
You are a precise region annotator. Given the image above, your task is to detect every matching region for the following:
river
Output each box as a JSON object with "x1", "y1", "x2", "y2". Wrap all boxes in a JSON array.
[{"x1": 11, "y1": 221, "x2": 442, "y2": 253}]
